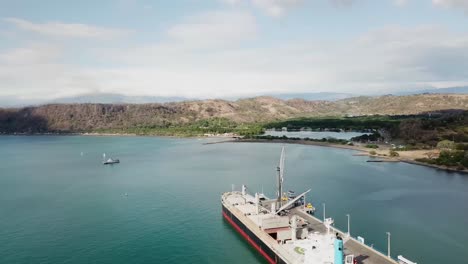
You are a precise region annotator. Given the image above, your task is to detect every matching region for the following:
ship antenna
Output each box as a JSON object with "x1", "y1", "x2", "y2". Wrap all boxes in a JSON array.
[
  {"x1": 280, "y1": 147, "x2": 285, "y2": 184},
  {"x1": 277, "y1": 147, "x2": 285, "y2": 203}
]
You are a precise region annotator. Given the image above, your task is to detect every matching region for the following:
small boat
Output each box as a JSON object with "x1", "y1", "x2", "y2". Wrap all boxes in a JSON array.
[
  {"x1": 103, "y1": 158, "x2": 120, "y2": 165},
  {"x1": 102, "y1": 153, "x2": 120, "y2": 165}
]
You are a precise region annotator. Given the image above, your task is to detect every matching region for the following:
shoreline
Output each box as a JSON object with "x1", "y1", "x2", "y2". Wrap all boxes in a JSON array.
[
  {"x1": 2, "y1": 133, "x2": 466, "y2": 174},
  {"x1": 0, "y1": 132, "x2": 238, "y2": 140},
  {"x1": 230, "y1": 138, "x2": 468, "y2": 174},
  {"x1": 398, "y1": 158, "x2": 468, "y2": 174}
]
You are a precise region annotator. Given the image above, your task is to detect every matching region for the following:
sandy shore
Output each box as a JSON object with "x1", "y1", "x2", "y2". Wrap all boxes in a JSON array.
[{"x1": 227, "y1": 138, "x2": 468, "y2": 174}]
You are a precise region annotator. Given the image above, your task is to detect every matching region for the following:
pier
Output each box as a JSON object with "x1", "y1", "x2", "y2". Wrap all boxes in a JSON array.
[{"x1": 292, "y1": 208, "x2": 399, "y2": 264}]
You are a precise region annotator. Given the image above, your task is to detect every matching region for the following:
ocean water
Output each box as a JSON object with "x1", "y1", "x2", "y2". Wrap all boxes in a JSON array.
[{"x1": 0, "y1": 136, "x2": 467, "y2": 264}]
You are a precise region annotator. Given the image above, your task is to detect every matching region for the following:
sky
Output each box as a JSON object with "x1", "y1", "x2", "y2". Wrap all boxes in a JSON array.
[{"x1": 1, "y1": 0, "x2": 468, "y2": 100}]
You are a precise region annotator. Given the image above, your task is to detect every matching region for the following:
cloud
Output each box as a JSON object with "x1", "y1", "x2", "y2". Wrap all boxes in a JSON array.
[
  {"x1": 330, "y1": 0, "x2": 357, "y2": 8},
  {"x1": 0, "y1": 43, "x2": 101, "y2": 98},
  {"x1": 433, "y1": 0, "x2": 468, "y2": 13},
  {"x1": 223, "y1": 0, "x2": 363, "y2": 17},
  {"x1": 221, "y1": 0, "x2": 303, "y2": 17},
  {"x1": 394, "y1": 0, "x2": 409, "y2": 7},
  {"x1": 73, "y1": 25, "x2": 468, "y2": 96},
  {"x1": 2, "y1": 8, "x2": 468, "y2": 101},
  {"x1": 166, "y1": 11, "x2": 257, "y2": 47},
  {"x1": 350, "y1": 25, "x2": 468, "y2": 83},
  {"x1": 222, "y1": 0, "x2": 243, "y2": 5},
  {"x1": 251, "y1": 0, "x2": 303, "y2": 17},
  {"x1": 0, "y1": 44, "x2": 62, "y2": 65},
  {"x1": 3, "y1": 17, "x2": 130, "y2": 39}
]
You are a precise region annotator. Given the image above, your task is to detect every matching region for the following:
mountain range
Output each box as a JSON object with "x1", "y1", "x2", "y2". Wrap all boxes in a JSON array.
[
  {"x1": 1, "y1": 86, "x2": 467, "y2": 107},
  {"x1": 1, "y1": 94, "x2": 467, "y2": 133}
]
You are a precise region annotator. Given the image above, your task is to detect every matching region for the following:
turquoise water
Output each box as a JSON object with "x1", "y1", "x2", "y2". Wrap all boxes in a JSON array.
[
  {"x1": 0, "y1": 136, "x2": 467, "y2": 264},
  {"x1": 263, "y1": 131, "x2": 370, "y2": 140}
]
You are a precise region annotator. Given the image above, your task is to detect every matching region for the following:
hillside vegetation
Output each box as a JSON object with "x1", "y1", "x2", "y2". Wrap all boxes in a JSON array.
[
  {"x1": 265, "y1": 110, "x2": 468, "y2": 147},
  {"x1": 0, "y1": 94, "x2": 467, "y2": 135}
]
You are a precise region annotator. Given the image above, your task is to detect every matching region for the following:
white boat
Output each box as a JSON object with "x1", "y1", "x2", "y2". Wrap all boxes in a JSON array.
[{"x1": 102, "y1": 153, "x2": 120, "y2": 165}]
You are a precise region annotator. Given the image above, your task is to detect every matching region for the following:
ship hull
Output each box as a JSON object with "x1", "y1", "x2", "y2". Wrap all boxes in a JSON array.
[{"x1": 222, "y1": 204, "x2": 288, "y2": 264}]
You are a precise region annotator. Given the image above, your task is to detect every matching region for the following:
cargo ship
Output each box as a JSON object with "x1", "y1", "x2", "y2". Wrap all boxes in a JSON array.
[{"x1": 221, "y1": 147, "x2": 417, "y2": 264}]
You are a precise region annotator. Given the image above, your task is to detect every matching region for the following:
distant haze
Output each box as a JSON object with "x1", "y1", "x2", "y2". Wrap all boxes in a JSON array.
[{"x1": 0, "y1": 86, "x2": 467, "y2": 107}]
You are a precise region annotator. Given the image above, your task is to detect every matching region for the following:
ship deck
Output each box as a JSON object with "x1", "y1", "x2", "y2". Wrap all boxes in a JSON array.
[
  {"x1": 223, "y1": 191, "x2": 401, "y2": 264},
  {"x1": 291, "y1": 208, "x2": 399, "y2": 264}
]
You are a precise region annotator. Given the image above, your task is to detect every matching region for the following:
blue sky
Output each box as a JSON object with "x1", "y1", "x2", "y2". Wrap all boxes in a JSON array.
[{"x1": 1, "y1": 0, "x2": 468, "y2": 100}]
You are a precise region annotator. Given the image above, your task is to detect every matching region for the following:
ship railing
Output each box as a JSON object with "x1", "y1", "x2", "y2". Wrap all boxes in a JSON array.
[
  {"x1": 397, "y1": 255, "x2": 417, "y2": 264},
  {"x1": 293, "y1": 208, "x2": 400, "y2": 264},
  {"x1": 330, "y1": 223, "x2": 397, "y2": 262}
]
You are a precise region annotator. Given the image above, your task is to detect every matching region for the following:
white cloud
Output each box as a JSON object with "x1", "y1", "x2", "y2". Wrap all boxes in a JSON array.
[
  {"x1": 221, "y1": 0, "x2": 303, "y2": 17},
  {"x1": 223, "y1": 0, "x2": 364, "y2": 17},
  {"x1": 3, "y1": 17, "x2": 130, "y2": 39},
  {"x1": 2, "y1": 9, "x2": 468, "y2": 101},
  {"x1": 166, "y1": 11, "x2": 257, "y2": 47},
  {"x1": 75, "y1": 25, "x2": 468, "y2": 95},
  {"x1": 0, "y1": 44, "x2": 62, "y2": 65},
  {"x1": 251, "y1": 0, "x2": 303, "y2": 17},
  {"x1": 394, "y1": 0, "x2": 409, "y2": 7},
  {"x1": 330, "y1": 0, "x2": 357, "y2": 8},
  {"x1": 222, "y1": 0, "x2": 243, "y2": 5},
  {"x1": 433, "y1": 0, "x2": 468, "y2": 13},
  {"x1": 0, "y1": 44, "x2": 100, "y2": 98}
]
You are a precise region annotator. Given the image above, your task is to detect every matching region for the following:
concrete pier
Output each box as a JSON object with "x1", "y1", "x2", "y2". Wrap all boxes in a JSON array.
[{"x1": 292, "y1": 208, "x2": 399, "y2": 264}]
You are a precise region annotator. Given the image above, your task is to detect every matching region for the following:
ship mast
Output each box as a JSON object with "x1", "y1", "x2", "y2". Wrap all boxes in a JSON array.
[{"x1": 277, "y1": 147, "x2": 285, "y2": 205}]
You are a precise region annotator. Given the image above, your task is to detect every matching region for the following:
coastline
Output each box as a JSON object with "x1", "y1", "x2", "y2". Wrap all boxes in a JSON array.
[
  {"x1": 229, "y1": 138, "x2": 468, "y2": 174},
  {"x1": 2, "y1": 133, "x2": 466, "y2": 174},
  {"x1": 0, "y1": 132, "x2": 237, "y2": 140},
  {"x1": 398, "y1": 158, "x2": 468, "y2": 174},
  {"x1": 0, "y1": 132, "x2": 138, "y2": 137}
]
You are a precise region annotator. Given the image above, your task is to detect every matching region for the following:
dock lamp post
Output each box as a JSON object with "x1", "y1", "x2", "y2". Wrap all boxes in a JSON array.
[
  {"x1": 346, "y1": 214, "x2": 350, "y2": 237},
  {"x1": 386, "y1": 232, "x2": 391, "y2": 258},
  {"x1": 322, "y1": 203, "x2": 326, "y2": 221}
]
